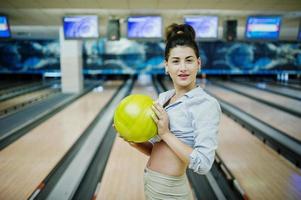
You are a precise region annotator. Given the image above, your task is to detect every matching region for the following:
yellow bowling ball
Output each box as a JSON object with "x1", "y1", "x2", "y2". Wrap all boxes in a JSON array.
[{"x1": 114, "y1": 94, "x2": 157, "y2": 142}]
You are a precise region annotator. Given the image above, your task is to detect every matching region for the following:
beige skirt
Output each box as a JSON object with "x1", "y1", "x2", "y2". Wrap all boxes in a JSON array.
[{"x1": 144, "y1": 167, "x2": 193, "y2": 200}]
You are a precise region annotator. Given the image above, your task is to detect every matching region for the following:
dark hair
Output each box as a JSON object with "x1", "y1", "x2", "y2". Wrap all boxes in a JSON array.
[{"x1": 164, "y1": 23, "x2": 199, "y2": 61}]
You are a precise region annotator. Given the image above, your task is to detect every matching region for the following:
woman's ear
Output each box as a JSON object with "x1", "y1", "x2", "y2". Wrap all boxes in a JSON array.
[
  {"x1": 198, "y1": 58, "x2": 201, "y2": 71},
  {"x1": 164, "y1": 61, "x2": 169, "y2": 75}
]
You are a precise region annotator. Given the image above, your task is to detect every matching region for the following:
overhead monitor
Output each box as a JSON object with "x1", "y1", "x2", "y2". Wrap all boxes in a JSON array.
[
  {"x1": 184, "y1": 16, "x2": 218, "y2": 39},
  {"x1": 63, "y1": 16, "x2": 99, "y2": 39},
  {"x1": 127, "y1": 16, "x2": 162, "y2": 39},
  {"x1": 0, "y1": 15, "x2": 11, "y2": 38},
  {"x1": 245, "y1": 16, "x2": 281, "y2": 40}
]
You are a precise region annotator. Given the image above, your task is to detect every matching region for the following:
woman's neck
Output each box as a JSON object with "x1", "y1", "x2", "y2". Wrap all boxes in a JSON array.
[{"x1": 173, "y1": 83, "x2": 196, "y2": 99}]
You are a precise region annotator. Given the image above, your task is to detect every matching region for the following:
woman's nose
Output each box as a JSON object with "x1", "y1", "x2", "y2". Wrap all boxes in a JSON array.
[{"x1": 179, "y1": 61, "x2": 187, "y2": 70}]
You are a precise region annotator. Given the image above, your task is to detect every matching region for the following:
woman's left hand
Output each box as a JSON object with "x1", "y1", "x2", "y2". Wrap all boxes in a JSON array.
[{"x1": 151, "y1": 103, "x2": 171, "y2": 137}]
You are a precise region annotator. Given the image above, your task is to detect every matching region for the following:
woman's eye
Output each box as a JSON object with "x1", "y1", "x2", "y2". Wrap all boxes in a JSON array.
[
  {"x1": 172, "y1": 60, "x2": 179, "y2": 64},
  {"x1": 186, "y1": 60, "x2": 193, "y2": 63}
]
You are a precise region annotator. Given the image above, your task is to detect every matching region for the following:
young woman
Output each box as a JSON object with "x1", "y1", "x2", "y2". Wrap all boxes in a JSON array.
[{"x1": 126, "y1": 23, "x2": 221, "y2": 200}]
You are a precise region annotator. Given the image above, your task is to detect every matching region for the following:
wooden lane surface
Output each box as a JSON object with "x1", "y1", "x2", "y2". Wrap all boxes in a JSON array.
[
  {"x1": 164, "y1": 79, "x2": 301, "y2": 199},
  {"x1": 218, "y1": 115, "x2": 301, "y2": 199},
  {"x1": 205, "y1": 84, "x2": 301, "y2": 142},
  {"x1": 254, "y1": 82, "x2": 301, "y2": 98},
  {"x1": 96, "y1": 84, "x2": 157, "y2": 200},
  {"x1": 220, "y1": 81, "x2": 301, "y2": 114},
  {"x1": 0, "y1": 81, "x2": 121, "y2": 199},
  {"x1": 96, "y1": 136, "x2": 149, "y2": 200},
  {"x1": 0, "y1": 88, "x2": 56, "y2": 111},
  {"x1": 279, "y1": 82, "x2": 301, "y2": 90},
  {"x1": 0, "y1": 81, "x2": 39, "y2": 95}
]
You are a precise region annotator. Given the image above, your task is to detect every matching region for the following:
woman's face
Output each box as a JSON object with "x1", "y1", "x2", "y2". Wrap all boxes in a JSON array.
[{"x1": 165, "y1": 46, "x2": 201, "y2": 90}]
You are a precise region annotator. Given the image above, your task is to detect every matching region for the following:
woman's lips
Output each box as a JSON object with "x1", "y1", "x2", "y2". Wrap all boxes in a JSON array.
[{"x1": 178, "y1": 74, "x2": 189, "y2": 80}]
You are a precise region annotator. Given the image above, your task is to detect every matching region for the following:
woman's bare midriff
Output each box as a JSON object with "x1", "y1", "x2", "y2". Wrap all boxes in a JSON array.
[{"x1": 147, "y1": 141, "x2": 187, "y2": 176}]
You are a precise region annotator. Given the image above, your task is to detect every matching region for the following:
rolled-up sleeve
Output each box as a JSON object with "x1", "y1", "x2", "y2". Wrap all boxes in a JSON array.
[
  {"x1": 188, "y1": 99, "x2": 221, "y2": 174},
  {"x1": 148, "y1": 135, "x2": 161, "y2": 145}
]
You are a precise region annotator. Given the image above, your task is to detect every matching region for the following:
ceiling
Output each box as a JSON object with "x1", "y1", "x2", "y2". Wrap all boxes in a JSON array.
[{"x1": 0, "y1": 0, "x2": 300, "y2": 39}]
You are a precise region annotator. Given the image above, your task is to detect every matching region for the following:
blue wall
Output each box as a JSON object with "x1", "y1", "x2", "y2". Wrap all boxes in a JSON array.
[{"x1": 0, "y1": 38, "x2": 300, "y2": 75}]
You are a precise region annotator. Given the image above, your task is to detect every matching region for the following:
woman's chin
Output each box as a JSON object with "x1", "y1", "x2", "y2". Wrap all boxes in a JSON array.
[{"x1": 175, "y1": 80, "x2": 193, "y2": 88}]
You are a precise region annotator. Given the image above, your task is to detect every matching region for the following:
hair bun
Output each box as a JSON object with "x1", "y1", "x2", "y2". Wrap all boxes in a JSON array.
[{"x1": 165, "y1": 23, "x2": 196, "y2": 42}]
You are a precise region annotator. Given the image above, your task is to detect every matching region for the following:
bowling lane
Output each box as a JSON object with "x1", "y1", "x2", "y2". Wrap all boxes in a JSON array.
[
  {"x1": 277, "y1": 81, "x2": 301, "y2": 90},
  {"x1": 217, "y1": 81, "x2": 301, "y2": 115},
  {"x1": 0, "y1": 81, "x2": 122, "y2": 200},
  {"x1": 205, "y1": 84, "x2": 301, "y2": 142},
  {"x1": 96, "y1": 134, "x2": 149, "y2": 200},
  {"x1": 96, "y1": 83, "x2": 157, "y2": 200},
  {"x1": 0, "y1": 81, "x2": 40, "y2": 96},
  {"x1": 163, "y1": 79, "x2": 301, "y2": 199},
  {"x1": 235, "y1": 80, "x2": 301, "y2": 100},
  {"x1": 218, "y1": 114, "x2": 301, "y2": 199},
  {"x1": 0, "y1": 88, "x2": 58, "y2": 115}
]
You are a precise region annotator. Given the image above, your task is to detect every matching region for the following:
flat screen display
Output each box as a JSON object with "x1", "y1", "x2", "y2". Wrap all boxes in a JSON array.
[
  {"x1": 184, "y1": 16, "x2": 218, "y2": 38},
  {"x1": 245, "y1": 16, "x2": 281, "y2": 39},
  {"x1": 63, "y1": 16, "x2": 99, "y2": 39},
  {"x1": 127, "y1": 16, "x2": 162, "y2": 38},
  {"x1": 0, "y1": 15, "x2": 11, "y2": 38}
]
